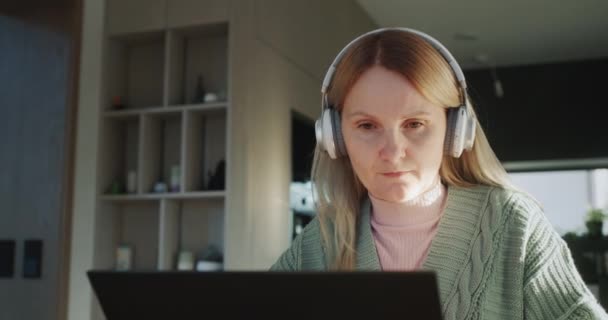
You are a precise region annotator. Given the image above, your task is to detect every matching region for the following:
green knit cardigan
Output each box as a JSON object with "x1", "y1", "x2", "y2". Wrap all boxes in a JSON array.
[{"x1": 270, "y1": 185, "x2": 608, "y2": 319}]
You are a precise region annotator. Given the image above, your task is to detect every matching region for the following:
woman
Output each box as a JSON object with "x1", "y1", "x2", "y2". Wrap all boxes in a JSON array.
[{"x1": 270, "y1": 28, "x2": 607, "y2": 319}]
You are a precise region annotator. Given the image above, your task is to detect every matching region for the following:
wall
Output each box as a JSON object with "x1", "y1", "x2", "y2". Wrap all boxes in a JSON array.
[
  {"x1": 0, "y1": 1, "x2": 80, "y2": 320},
  {"x1": 224, "y1": 0, "x2": 376, "y2": 269},
  {"x1": 66, "y1": 0, "x2": 104, "y2": 318}
]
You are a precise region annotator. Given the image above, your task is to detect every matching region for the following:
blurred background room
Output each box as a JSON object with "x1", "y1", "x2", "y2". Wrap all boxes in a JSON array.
[{"x1": 1, "y1": 0, "x2": 608, "y2": 319}]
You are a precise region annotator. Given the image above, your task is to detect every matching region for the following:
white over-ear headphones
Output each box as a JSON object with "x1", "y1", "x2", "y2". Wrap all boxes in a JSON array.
[{"x1": 315, "y1": 27, "x2": 476, "y2": 159}]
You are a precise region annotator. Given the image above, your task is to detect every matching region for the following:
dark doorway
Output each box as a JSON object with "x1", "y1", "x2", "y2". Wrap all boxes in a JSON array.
[{"x1": 0, "y1": 1, "x2": 81, "y2": 319}]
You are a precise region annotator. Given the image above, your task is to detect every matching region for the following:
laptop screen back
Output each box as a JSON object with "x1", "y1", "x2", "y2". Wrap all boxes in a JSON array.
[{"x1": 87, "y1": 270, "x2": 443, "y2": 320}]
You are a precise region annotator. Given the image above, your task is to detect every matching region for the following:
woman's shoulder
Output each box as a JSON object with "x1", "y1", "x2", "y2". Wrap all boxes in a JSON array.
[
  {"x1": 449, "y1": 184, "x2": 553, "y2": 257},
  {"x1": 298, "y1": 215, "x2": 330, "y2": 253},
  {"x1": 269, "y1": 216, "x2": 325, "y2": 271},
  {"x1": 487, "y1": 185, "x2": 544, "y2": 217},
  {"x1": 289, "y1": 215, "x2": 326, "y2": 252},
  {"x1": 474, "y1": 184, "x2": 548, "y2": 234},
  {"x1": 295, "y1": 216, "x2": 319, "y2": 245},
  {"x1": 449, "y1": 183, "x2": 546, "y2": 226},
  {"x1": 451, "y1": 183, "x2": 541, "y2": 208}
]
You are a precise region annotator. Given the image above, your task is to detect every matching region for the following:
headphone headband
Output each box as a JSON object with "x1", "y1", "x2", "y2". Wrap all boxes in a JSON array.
[{"x1": 321, "y1": 27, "x2": 468, "y2": 108}]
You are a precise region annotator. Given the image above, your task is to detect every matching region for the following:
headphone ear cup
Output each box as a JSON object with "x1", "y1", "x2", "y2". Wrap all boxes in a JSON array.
[
  {"x1": 329, "y1": 108, "x2": 347, "y2": 158},
  {"x1": 444, "y1": 108, "x2": 456, "y2": 157},
  {"x1": 315, "y1": 115, "x2": 325, "y2": 151},
  {"x1": 445, "y1": 106, "x2": 467, "y2": 158},
  {"x1": 464, "y1": 112, "x2": 476, "y2": 151},
  {"x1": 316, "y1": 108, "x2": 340, "y2": 159}
]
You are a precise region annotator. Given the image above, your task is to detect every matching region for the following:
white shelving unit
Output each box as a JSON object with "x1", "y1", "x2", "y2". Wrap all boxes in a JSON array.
[{"x1": 97, "y1": 17, "x2": 229, "y2": 271}]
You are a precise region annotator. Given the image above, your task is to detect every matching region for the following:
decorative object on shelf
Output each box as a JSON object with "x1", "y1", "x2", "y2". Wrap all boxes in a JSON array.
[
  {"x1": 196, "y1": 260, "x2": 223, "y2": 271},
  {"x1": 203, "y1": 92, "x2": 218, "y2": 103},
  {"x1": 111, "y1": 95, "x2": 126, "y2": 110},
  {"x1": 586, "y1": 208, "x2": 607, "y2": 238},
  {"x1": 153, "y1": 181, "x2": 168, "y2": 193},
  {"x1": 207, "y1": 159, "x2": 225, "y2": 190},
  {"x1": 115, "y1": 245, "x2": 132, "y2": 271},
  {"x1": 177, "y1": 250, "x2": 194, "y2": 271},
  {"x1": 563, "y1": 231, "x2": 579, "y2": 243},
  {"x1": 562, "y1": 230, "x2": 608, "y2": 286},
  {"x1": 108, "y1": 180, "x2": 124, "y2": 195},
  {"x1": 170, "y1": 165, "x2": 181, "y2": 192},
  {"x1": 127, "y1": 170, "x2": 137, "y2": 194},
  {"x1": 195, "y1": 245, "x2": 223, "y2": 271},
  {"x1": 192, "y1": 74, "x2": 206, "y2": 104},
  {"x1": 605, "y1": 251, "x2": 608, "y2": 278}
]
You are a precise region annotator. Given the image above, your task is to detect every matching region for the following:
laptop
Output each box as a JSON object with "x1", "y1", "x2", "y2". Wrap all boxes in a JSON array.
[{"x1": 87, "y1": 270, "x2": 443, "y2": 320}]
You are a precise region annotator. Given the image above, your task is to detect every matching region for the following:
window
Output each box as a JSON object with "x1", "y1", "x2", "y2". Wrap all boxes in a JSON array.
[{"x1": 508, "y1": 168, "x2": 608, "y2": 235}]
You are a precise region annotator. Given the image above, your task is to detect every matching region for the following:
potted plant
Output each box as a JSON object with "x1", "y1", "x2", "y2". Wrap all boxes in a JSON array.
[{"x1": 585, "y1": 208, "x2": 607, "y2": 238}]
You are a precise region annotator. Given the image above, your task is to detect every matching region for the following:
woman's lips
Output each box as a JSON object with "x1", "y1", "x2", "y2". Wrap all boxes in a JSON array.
[{"x1": 381, "y1": 171, "x2": 408, "y2": 178}]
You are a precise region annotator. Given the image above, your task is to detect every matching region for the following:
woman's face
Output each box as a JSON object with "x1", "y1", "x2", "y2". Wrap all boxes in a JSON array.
[{"x1": 341, "y1": 65, "x2": 447, "y2": 203}]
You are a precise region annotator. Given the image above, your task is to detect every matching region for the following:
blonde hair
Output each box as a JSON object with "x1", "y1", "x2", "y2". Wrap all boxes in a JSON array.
[{"x1": 311, "y1": 29, "x2": 515, "y2": 270}]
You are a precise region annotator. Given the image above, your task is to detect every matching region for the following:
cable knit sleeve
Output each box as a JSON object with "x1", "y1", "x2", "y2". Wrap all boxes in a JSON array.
[{"x1": 522, "y1": 197, "x2": 608, "y2": 319}]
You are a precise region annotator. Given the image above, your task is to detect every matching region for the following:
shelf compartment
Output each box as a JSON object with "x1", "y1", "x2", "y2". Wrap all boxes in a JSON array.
[
  {"x1": 95, "y1": 201, "x2": 160, "y2": 271},
  {"x1": 166, "y1": 22, "x2": 228, "y2": 107},
  {"x1": 119, "y1": 201, "x2": 160, "y2": 271},
  {"x1": 180, "y1": 199, "x2": 225, "y2": 270},
  {"x1": 100, "y1": 115, "x2": 141, "y2": 195},
  {"x1": 156, "y1": 198, "x2": 225, "y2": 271},
  {"x1": 184, "y1": 108, "x2": 226, "y2": 192},
  {"x1": 104, "y1": 30, "x2": 166, "y2": 111},
  {"x1": 140, "y1": 111, "x2": 184, "y2": 194}
]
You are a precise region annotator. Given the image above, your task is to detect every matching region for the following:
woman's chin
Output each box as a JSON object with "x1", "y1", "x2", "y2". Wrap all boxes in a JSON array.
[{"x1": 373, "y1": 186, "x2": 419, "y2": 203}]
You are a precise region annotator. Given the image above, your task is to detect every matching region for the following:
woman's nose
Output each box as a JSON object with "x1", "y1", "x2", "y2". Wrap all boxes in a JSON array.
[{"x1": 378, "y1": 130, "x2": 407, "y2": 163}]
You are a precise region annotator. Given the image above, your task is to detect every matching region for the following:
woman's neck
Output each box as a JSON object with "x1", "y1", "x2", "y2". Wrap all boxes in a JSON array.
[{"x1": 369, "y1": 178, "x2": 447, "y2": 227}]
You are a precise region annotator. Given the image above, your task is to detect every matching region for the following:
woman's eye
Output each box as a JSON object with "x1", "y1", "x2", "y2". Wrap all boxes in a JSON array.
[
  {"x1": 406, "y1": 121, "x2": 424, "y2": 129},
  {"x1": 357, "y1": 122, "x2": 375, "y2": 130}
]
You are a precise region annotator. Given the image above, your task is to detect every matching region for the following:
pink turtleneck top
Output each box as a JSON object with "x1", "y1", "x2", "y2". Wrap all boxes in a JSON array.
[{"x1": 369, "y1": 179, "x2": 448, "y2": 271}]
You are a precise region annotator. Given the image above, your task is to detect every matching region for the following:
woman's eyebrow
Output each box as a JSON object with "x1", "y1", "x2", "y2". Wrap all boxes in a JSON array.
[
  {"x1": 345, "y1": 110, "x2": 431, "y2": 119},
  {"x1": 345, "y1": 111, "x2": 376, "y2": 119}
]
